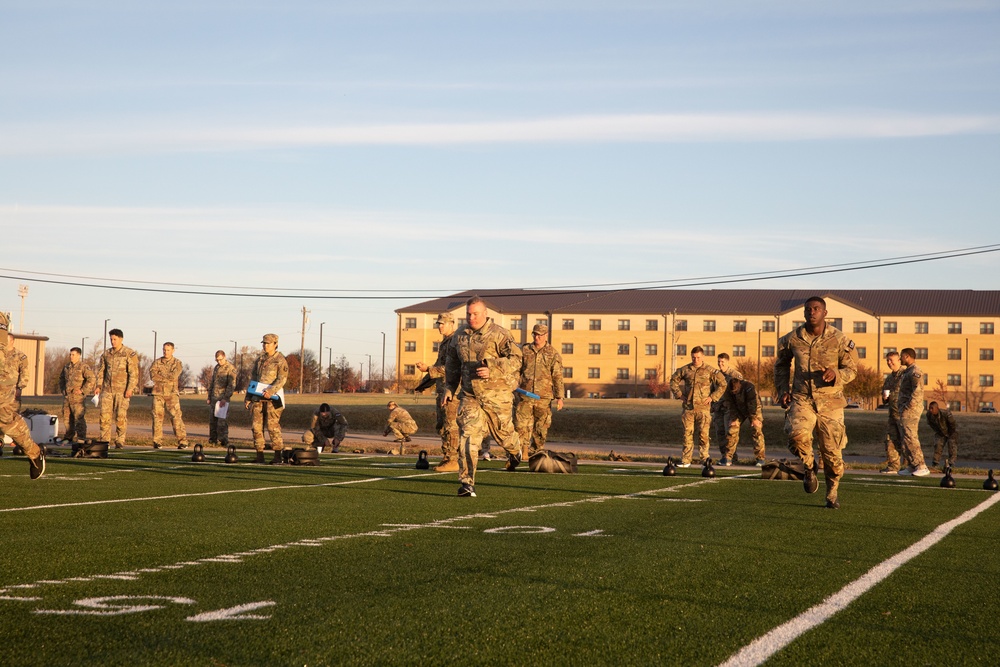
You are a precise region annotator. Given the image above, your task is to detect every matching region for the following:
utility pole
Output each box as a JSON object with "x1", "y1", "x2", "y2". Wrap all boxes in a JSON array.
[
  {"x1": 299, "y1": 306, "x2": 310, "y2": 394},
  {"x1": 326, "y1": 347, "x2": 333, "y2": 389},
  {"x1": 104, "y1": 319, "x2": 110, "y2": 353},
  {"x1": 82, "y1": 337, "x2": 88, "y2": 355},
  {"x1": 380, "y1": 331, "x2": 386, "y2": 392},
  {"x1": 17, "y1": 284, "x2": 28, "y2": 333},
  {"x1": 319, "y1": 322, "x2": 325, "y2": 393},
  {"x1": 367, "y1": 354, "x2": 372, "y2": 392},
  {"x1": 152, "y1": 330, "x2": 158, "y2": 362}
]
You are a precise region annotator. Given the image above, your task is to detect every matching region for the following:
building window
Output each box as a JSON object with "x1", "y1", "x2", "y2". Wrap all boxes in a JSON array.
[
  {"x1": 589, "y1": 319, "x2": 602, "y2": 331},
  {"x1": 562, "y1": 343, "x2": 574, "y2": 355},
  {"x1": 536, "y1": 319, "x2": 548, "y2": 328},
  {"x1": 829, "y1": 318, "x2": 843, "y2": 331},
  {"x1": 948, "y1": 348, "x2": 962, "y2": 360},
  {"x1": 458, "y1": 318, "x2": 468, "y2": 329},
  {"x1": 562, "y1": 319, "x2": 575, "y2": 330},
  {"x1": 947, "y1": 401, "x2": 962, "y2": 411},
  {"x1": 762, "y1": 321, "x2": 775, "y2": 333},
  {"x1": 733, "y1": 320, "x2": 747, "y2": 332},
  {"x1": 980, "y1": 375, "x2": 994, "y2": 387},
  {"x1": 948, "y1": 322, "x2": 963, "y2": 334},
  {"x1": 703, "y1": 320, "x2": 716, "y2": 332},
  {"x1": 982, "y1": 322, "x2": 995, "y2": 335},
  {"x1": 432, "y1": 342, "x2": 440, "y2": 353},
  {"x1": 853, "y1": 322, "x2": 867, "y2": 334},
  {"x1": 703, "y1": 345, "x2": 715, "y2": 357},
  {"x1": 883, "y1": 347, "x2": 897, "y2": 357},
  {"x1": 510, "y1": 318, "x2": 523, "y2": 331},
  {"x1": 618, "y1": 344, "x2": 630, "y2": 355},
  {"x1": 616, "y1": 368, "x2": 630, "y2": 380},
  {"x1": 760, "y1": 345, "x2": 774, "y2": 358},
  {"x1": 403, "y1": 364, "x2": 416, "y2": 375},
  {"x1": 646, "y1": 319, "x2": 658, "y2": 331},
  {"x1": 883, "y1": 321, "x2": 897, "y2": 334},
  {"x1": 947, "y1": 374, "x2": 962, "y2": 386},
  {"x1": 618, "y1": 319, "x2": 631, "y2": 331},
  {"x1": 405, "y1": 318, "x2": 417, "y2": 329},
  {"x1": 404, "y1": 341, "x2": 416, "y2": 352},
  {"x1": 915, "y1": 322, "x2": 929, "y2": 334},
  {"x1": 588, "y1": 368, "x2": 600, "y2": 379},
  {"x1": 856, "y1": 347, "x2": 867, "y2": 359},
  {"x1": 915, "y1": 348, "x2": 928, "y2": 359},
  {"x1": 981, "y1": 348, "x2": 995, "y2": 361},
  {"x1": 676, "y1": 344, "x2": 687, "y2": 357},
  {"x1": 589, "y1": 344, "x2": 601, "y2": 355},
  {"x1": 645, "y1": 368, "x2": 658, "y2": 380},
  {"x1": 733, "y1": 345, "x2": 746, "y2": 357},
  {"x1": 675, "y1": 320, "x2": 688, "y2": 331},
  {"x1": 563, "y1": 367, "x2": 573, "y2": 379},
  {"x1": 645, "y1": 344, "x2": 657, "y2": 356}
]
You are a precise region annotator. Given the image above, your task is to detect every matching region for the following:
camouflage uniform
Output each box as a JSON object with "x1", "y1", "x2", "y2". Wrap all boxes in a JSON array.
[
  {"x1": 59, "y1": 358, "x2": 96, "y2": 441},
  {"x1": 149, "y1": 355, "x2": 189, "y2": 447},
  {"x1": 712, "y1": 367, "x2": 743, "y2": 458},
  {"x1": 445, "y1": 317, "x2": 522, "y2": 486},
  {"x1": 386, "y1": 406, "x2": 418, "y2": 441},
  {"x1": 670, "y1": 363, "x2": 726, "y2": 464},
  {"x1": 515, "y1": 339, "x2": 564, "y2": 457},
  {"x1": 721, "y1": 379, "x2": 766, "y2": 462},
  {"x1": 0, "y1": 316, "x2": 43, "y2": 468},
  {"x1": 208, "y1": 360, "x2": 237, "y2": 446},
  {"x1": 4, "y1": 343, "x2": 29, "y2": 413},
  {"x1": 927, "y1": 407, "x2": 958, "y2": 468},
  {"x1": 96, "y1": 343, "x2": 139, "y2": 447},
  {"x1": 775, "y1": 324, "x2": 857, "y2": 505},
  {"x1": 427, "y1": 331, "x2": 460, "y2": 461},
  {"x1": 897, "y1": 363, "x2": 926, "y2": 470},
  {"x1": 881, "y1": 367, "x2": 904, "y2": 471},
  {"x1": 247, "y1": 343, "x2": 288, "y2": 453},
  {"x1": 302, "y1": 407, "x2": 348, "y2": 450}
]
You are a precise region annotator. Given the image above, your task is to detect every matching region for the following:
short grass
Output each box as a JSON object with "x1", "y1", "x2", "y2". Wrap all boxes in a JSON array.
[{"x1": 1, "y1": 451, "x2": 998, "y2": 666}]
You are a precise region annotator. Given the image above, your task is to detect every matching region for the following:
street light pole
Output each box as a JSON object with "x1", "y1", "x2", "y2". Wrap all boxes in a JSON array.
[
  {"x1": 104, "y1": 319, "x2": 110, "y2": 352},
  {"x1": 367, "y1": 354, "x2": 372, "y2": 392},
  {"x1": 152, "y1": 330, "x2": 158, "y2": 362},
  {"x1": 633, "y1": 335, "x2": 638, "y2": 398},
  {"x1": 82, "y1": 336, "x2": 88, "y2": 355},
  {"x1": 326, "y1": 347, "x2": 333, "y2": 390},
  {"x1": 380, "y1": 331, "x2": 386, "y2": 392},
  {"x1": 319, "y1": 322, "x2": 325, "y2": 394}
]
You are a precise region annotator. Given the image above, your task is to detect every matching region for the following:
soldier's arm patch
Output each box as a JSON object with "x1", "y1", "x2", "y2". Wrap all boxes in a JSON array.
[{"x1": 847, "y1": 339, "x2": 855, "y2": 350}]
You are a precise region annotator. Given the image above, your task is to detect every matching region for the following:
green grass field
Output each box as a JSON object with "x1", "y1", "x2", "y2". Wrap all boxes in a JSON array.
[{"x1": 2, "y1": 449, "x2": 998, "y2": 666}]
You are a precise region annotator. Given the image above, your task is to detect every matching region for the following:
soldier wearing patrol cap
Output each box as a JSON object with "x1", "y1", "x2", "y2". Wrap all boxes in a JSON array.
[
  {"x1": 59, "y1": 346, "x2": 96, "y2": 443},
  {"x1": 515, "y1": 322, "x2": 564, "y2": 459},
  {"x1": 95, "y1": 328, "x2": 139, "y2": 448},
  {"x1": 0, "y1": 311, "x2": 45, "y2": 479},
  {"x1": 149, "y1": 342, "x2": 190, "y2": 449},
  {"x1": 416, "y1": 311, "x2": 460, "y2": 471},
  {"x1": 245, "y1": 333, "x2": 289, "y2": 464}
]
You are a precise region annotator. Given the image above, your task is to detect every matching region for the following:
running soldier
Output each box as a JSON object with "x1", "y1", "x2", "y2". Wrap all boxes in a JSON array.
[
  {"x1": 0, "y1": 311, "x2": 45, "y2": 478},
  {"x1": 515, "y1": 323, "x2": 564, "y2": 459},
  {"x1": 415, "y1": 312, "x2": 460, "y2": 472},
  {"x1": 244, "y1": 333, "x2": 288, "y2": 464},
  {"x1": 149, "y1": 342, "x2": 190, "y2": 449},
  {"x1": 670, "y1": 347, "x2": 726, "y2": 467},
  {"x1": 4, "y1": 333, "x2": 29, "y2": 413},
  {"x1": 207, "y1": 350, "x2": 237, "y2": 448},
  {"x1": 95, "y1": 328, "x2": 139, "y2": 448},
  {"x1": 59, "y1": 346, "x2": 96, "y2": 443}
]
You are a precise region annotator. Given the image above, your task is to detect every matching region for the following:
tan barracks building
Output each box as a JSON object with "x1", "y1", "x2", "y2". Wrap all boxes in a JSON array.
[{"x1": 395, "y1": 290, "x2": 1000, "y2": 411}]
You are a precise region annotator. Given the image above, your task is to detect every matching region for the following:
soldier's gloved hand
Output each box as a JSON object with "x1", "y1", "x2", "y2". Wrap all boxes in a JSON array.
[{"x1": 780, "y1": 392, "x2": 792, "y2": 409}]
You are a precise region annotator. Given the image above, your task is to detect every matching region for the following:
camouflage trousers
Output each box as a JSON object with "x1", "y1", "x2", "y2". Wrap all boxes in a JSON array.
[
  {"x1": 514, "y1": 396, "x2": 552, "y2": 458},
  {"x1": 209, "y1": 403, "x2": 229, "y2": 445},
  {"x1": 711, "y1": 405, "x2": 728, "y2": 457},
  {"x1": 388, "y1": 420, "x2": 418, "y2": 440},
  {"x1": 680, "y1": 407, "x2": 712, "y2": 464},
  {"x1": 785, "y1": 397, "x2": 845, "y2": 503},
  {"x1": 933, "y1": 434, "x2": 958, "y2": 467},
  {"x1": 249, "y1": 400, "x2": 284, "y2": 452},
  {"x1": 435, "y1": 392, "x2": 459, "y2": 459},
  {"x1": 99, "y1": 390, "x2": 131, "y2": 447},
  {"x1": 898, "y1": 415, "x2": 925, "y2": 470},
  {"x1": 724, "y1": 416, "x2": 766, "y2": 462},
  {"x1": 302, "y1": 424, "x2": 346, "y2": 450},
  {"x1": 0, "y1": 401, "x2": 41, "y2": 458},
  {"x1": 456, "y1": 392, "x2": 520, "y2": 486},
  {"x1": 152, "y1": 394, "x2": 188, "y2": 446},
  {"x1": 883, "y1": 416, "x2": 903, "y2": 471},
  {"x1": 61, "y1": 395, "x2": 88, "y2": 441}
]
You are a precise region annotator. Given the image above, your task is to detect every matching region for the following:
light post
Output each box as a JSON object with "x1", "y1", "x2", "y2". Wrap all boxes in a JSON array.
[
  {"x1": 104, "y1": 319, "x2": 110, "y2": 352},
  {"x1": 319, "y1": 322, "x2": 326, "y2": 394},
  {"x1": 82, "y1": 337, "x2": 89, "y2": 356},
  {"x1": 230, "y1": 340, "x2": 239, "y2": 390},
  {"x1": 367, "y1": 354, "x2": 372, "y2": 392},
  {"x1": 380, "y1": 331, "x2": 386, "y2": 392},
  {"x1": 633, "y1": 335, "x2": 638, "y2": 398},
  {"x1": 326, "y1": 347, "x2": 333, "y2": 390},
  {"x1": 152, "y1": 330, "x2": 158, "y2": 362}
]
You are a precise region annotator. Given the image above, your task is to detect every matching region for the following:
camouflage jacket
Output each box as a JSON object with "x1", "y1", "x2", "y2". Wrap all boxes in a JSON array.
[
  {"x1": 60, "y1": 360, "x2": 96, "y2": 397},
  {"x1": 209, "y1": 361, "x2": 237, "y2": 402},
  {"x1": 519, "y1": 343, "x2": 564, "y2": 400},
  {"x1": 927, "y1": 408, "x2": 957, "y2": 437},
  {"x1": 150, "y1": 356, "x2": 184, "y2": 396},
  {"x1": 882, "y1": 368, "x2": 903, "y2": 419},
  {"x1": 670, "y1": 363, "x2": 725, "y2": 410},
  {"x1": 722, "y1": 380, "x2": 763, "y2": 423},
  {"x1": 251, "y1": 351, "x2": 288, "y2": 392},
  {"x1": 0, "y1": 341, "x2": 15, "y2": 407},
  {"x1": 897, "y1": 363, "x2": 924, "y2": 419},
  {"x1": 712, "y1": 367, "x2": 743, "y2": 410},
  {"x1": 311, "y1": 408, "x2": 348, "y2": 436},
  {"x1": 774, "y1": 325, "x2": 857, "y2": 409},
  {"x1": 3, "y1": 345, "x2": 29, "y2": 392},
  {"x1": 387, "y1": 406, "x2": 417, "y2": 430},
  {"x1": 426, "y1": 332, "x2": 457, "y2": 394},
  {"x1": 445, "y1": 318, "x2": 521, "y2": 399},
  {"x1": 97, "y1": 345, "x2": 139, "y2": 394}
]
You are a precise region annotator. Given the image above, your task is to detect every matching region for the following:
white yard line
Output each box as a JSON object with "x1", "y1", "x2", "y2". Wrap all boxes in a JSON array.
[{"x1": 718, "y1": 490, "x2": 1000, "y2": 667}]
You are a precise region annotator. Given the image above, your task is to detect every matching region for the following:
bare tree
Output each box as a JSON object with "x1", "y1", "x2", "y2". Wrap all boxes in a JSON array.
[{"x1": 844, "y1": 363, "x2": 882, "y2": 408}]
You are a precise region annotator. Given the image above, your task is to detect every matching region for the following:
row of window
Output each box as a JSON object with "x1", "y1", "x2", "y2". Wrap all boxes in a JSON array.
[
  {"x1": 559, "y1": 319, "x2": 660, "y2": 331},
  {"x1": 875, "y1": 321, "x2": 995, "y2": 335}
]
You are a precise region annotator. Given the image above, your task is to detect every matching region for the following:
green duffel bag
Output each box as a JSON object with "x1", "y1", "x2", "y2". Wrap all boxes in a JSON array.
[
  {"x1": 528, "y1": 450, "x2": 578, "y2": 474},
  {"x1": 761, "y1": 458, "x2": 806, "y2": 481}
]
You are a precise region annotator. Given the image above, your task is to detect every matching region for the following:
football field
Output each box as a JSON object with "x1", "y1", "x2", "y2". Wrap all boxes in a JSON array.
[{"x1": 2, "y1": 450, "x2": 998, "y2": 666}]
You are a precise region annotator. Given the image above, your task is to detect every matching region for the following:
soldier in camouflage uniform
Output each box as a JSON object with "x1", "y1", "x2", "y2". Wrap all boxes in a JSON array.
[
  {"x1": 896, "y1": 348, "x2": 928, "y2": 476},
  {"x1": 302, "y1": 403, "x2": 348, "y2": 452},
  {"x1": 244, "y1": 333, "x2": 288, "y2": 464},
  {"x1": 926, "y1": 401, "x2": 958, "y2": 469},
  {"x1": 721, "y1": 376, "x2": 766, "y2": 465},
  {"x1": 5, "y1": 333, "x2": 30, "y2": 413},
  {"x1": 712, "y1": 353, "x2": 743, "y2": 463},
  {"x1": 775, "y1": 297, "x2": 857, "y2": 509},
  {"x1": 670, "y1": 347, "x2": 726, "y2": 467},
  {"x1": 149, "y1": 342, "x2": 190, "y2": 449},
  {"x1": 515, "y1": 323, "x2": 564, "y2": 459},
  {"x1": 416, "y1": 312, "x2": 460, "y2": 472},
  {"x1": 0, "y1": 311, "x2": 45, "y2": 478},
  {"x1": 59, "y1": 346, "x2": 96, "y2": 442},
  {"x1": 444, "y1": 296, "x2": 523, "y2": 497},
  {"x1": 384, "y1": 401, "x2": 418, "y2": 446},
  {"x1": 208, "y1": 350, "x2": 237, "y2": 447},
  {"x1": 879, "y1": 352, "x2": 904, "y2": 473},
  {"x1": 95, "y1": 328, "x2": 139, "y2": 449}
]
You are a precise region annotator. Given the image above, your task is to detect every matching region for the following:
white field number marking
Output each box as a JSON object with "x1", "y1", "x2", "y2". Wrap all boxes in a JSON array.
[{"x1": 33, "y1": 595, "x2": 274, "y2": 621}]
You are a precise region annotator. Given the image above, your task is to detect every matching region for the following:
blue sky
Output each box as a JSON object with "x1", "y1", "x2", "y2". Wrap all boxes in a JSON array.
[{"x1": 2, "y1": 1, "x2": 999, "y2": 375}]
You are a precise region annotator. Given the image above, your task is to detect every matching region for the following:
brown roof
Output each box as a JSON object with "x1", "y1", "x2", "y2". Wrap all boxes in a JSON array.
[{"x1": 397, "y1": 289, "x2": 1000, "y2": 317}]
